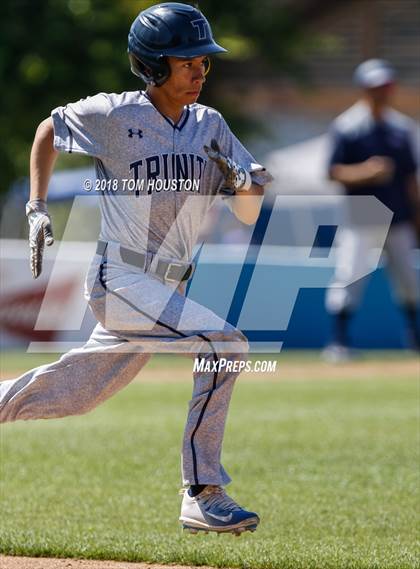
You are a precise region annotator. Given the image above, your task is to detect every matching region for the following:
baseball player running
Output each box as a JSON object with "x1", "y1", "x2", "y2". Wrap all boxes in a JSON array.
[
  {"x1": 0, "y1": 3, "x2": 272, "y2": 535},
  {"x1": 324, "y1": 59, "x2": 419, "y2": 359}
]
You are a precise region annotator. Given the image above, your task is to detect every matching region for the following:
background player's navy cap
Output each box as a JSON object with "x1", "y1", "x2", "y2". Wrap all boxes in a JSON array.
[{"x1": 353, "y1": 59, "x2": 396, "y2": 88}]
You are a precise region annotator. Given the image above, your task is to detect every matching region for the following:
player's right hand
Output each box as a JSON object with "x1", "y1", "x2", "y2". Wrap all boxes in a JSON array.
[
  {"x1": 364, "y1": 156, "x2": 395, "y2": 185},
  {"x1": 26, "y1": 202, "x2": 54, "y2": 279}
]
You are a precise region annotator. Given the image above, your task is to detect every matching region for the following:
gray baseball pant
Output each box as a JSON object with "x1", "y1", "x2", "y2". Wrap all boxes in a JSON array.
[
  {"x1": 0, "y1": 248, "x2": 249, "y2": 487},
  {"x1": 326, "y1": 222, "x2": 419, "y2": 313}
]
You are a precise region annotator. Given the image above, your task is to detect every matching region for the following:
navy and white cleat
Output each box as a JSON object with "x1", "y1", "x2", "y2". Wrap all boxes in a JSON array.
[{"x1": 179, "y1": 485, "x2": 260, "y2": 535}]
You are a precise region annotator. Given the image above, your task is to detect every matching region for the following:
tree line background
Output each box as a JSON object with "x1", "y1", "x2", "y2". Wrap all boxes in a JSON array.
[{"x1": 0, "y1": 0, "x2": 314, "y2": 197}]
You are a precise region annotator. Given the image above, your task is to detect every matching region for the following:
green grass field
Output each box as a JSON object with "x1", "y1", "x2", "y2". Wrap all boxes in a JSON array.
[{"x1": 0, "y1": 352, "x2": 419, "y2": 569}]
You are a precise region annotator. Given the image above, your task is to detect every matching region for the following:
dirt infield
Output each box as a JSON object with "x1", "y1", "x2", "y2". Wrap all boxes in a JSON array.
[
  {"x1": 252, "y1": 358, "x2": 419, "y2": 381},
  {"x1": 142, "y1": 359, "x2": 419, "y2": 382},
  {"x1": 0, "y1": 557, "x2": 220, "y2": 569}
]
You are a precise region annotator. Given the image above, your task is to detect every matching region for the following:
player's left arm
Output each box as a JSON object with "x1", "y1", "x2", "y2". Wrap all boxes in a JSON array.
[
  {"x1": 403, "y1": 126, "x2": 420, "y2": 238},
  {"x1": 230, "y1": 184, "x2": 264, "y2": 225},
  {"x1": 407, "y1": 173, "x2": 420, "y2": 205},
  {"x1": 406, "y1": 173, "x2": 420, "y2": 239},
  {"x1": 204, "y1": 138, "x2": 266, "y2": 225}
]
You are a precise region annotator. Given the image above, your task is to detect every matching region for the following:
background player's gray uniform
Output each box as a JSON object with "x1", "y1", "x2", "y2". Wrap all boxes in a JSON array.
[{"x1": 0, "y1": 91, "x2": 272, "y2": 488}]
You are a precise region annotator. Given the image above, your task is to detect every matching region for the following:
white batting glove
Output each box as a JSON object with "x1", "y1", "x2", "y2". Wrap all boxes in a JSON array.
[
  {"x1": 204, "y1": 139, "x2": 252, "y2": 196},
  {"x1": 26, "y1": 199, "x2": 54, "y2": 279}
]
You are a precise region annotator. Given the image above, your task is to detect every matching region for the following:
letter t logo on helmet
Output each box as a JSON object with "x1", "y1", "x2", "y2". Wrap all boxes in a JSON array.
[
  {"x1": 127, "y1": 2, "x2": 226, "y2": 87},
  {"x1": 191, "y1": 18, "x2": 209, "y2": 41}
]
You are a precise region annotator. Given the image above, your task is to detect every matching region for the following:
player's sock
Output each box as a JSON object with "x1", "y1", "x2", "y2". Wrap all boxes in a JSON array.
[
  {"x1": 334, "y1": 308, "x2": 351, "y2": 346},
  {"x1": 403, "y1": 303, "x2": 420, "y2": 348},
  {"x1": 188, "y1": 484, "x2": 207, "y2": 497}
]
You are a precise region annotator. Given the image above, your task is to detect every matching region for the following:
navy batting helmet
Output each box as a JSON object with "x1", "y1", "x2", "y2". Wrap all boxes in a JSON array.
[{"x1": 128, "y1": 2, "x2": 227, "y2": 86}]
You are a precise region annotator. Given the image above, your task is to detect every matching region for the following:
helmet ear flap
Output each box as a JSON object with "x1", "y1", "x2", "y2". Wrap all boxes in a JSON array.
[
  {"x1": 128, "y1": 53, "x2": 150, "y2": 80},
  {"x1": 203, "y1": 56, "x2": 211, "y2": 76},
  {"x1": 128, "y1": 53, "x2": 170, "y2": 86}
]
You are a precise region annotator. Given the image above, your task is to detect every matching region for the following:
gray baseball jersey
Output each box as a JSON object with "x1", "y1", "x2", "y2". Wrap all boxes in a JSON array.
[{"x1": 52, "y1": 91, "x2": 273, "y2": 261}]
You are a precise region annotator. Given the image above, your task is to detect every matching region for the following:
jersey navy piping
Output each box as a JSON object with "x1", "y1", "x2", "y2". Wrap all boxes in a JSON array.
[
  {"x1": 189, "y1": 339, "x2": 219, "y2": 484},
  {"x1": 97, "y1": 251, "x2": 218, "y2": 485},
  {"x1": 142, "y1": 91, "x2": 190, "y2": 131}
]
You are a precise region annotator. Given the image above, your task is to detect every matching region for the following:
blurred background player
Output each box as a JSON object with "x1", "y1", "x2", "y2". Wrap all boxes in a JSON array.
[{"x1": 324, "y1": 59, "x2": 420, "y2": 361}]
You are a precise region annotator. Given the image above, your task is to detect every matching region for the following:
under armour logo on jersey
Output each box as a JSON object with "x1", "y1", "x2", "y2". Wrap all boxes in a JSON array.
[
  {"x1": 191, "y1": 18, "x2": 208, "y2": 40},
  {"x1": 128, "y1": 128, "x2": 143, "y2": 139}
]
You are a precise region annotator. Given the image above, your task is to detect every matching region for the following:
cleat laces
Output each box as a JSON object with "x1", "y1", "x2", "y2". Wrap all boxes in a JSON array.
[{"x1": 198, "y1": 485, "x2": 243, "y2": 512}]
